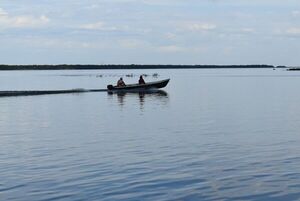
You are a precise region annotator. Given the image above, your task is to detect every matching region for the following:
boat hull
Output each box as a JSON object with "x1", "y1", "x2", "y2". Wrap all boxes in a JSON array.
[{"x1": 107, "y1": 79, "x2": 170, "y2": 91}]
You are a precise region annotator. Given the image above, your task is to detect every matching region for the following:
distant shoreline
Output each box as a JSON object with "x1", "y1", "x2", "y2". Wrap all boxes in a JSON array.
[{"x1": 0, "y1": 64, "x2": 284, "y2": 70}]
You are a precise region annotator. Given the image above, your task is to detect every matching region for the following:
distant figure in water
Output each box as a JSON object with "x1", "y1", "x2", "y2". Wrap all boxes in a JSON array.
[
  {"x1": 139, "y1": 75, "x2": 146, "y2": 84},
  {"x1": 117, "y1": 77, "x2": 126, "y2": 87}
]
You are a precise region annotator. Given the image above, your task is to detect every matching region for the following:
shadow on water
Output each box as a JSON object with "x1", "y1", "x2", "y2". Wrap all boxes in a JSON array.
[{"x1": 107, "y1": 90, "x2": 169, "y2": 109}]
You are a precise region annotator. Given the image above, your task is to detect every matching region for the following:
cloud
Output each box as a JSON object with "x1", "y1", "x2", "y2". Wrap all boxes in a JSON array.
[
  {"x1": 79, "y1": 22, "x2": 105, "y2": 30},
  {"x1": 240, "y1": 28, "x2": 255, "y2": 33},
  {"x1": 0, "y1": 9, "x2": 49, "y2": 29},
  {"x1": 292, "y1": 10, "x2": 300, "y2": 17},
  {"x1": 165, "y1": 32, "x2": 177, "y2": 40},
  {"x1": 187, "y1": 23, "x2": 217, "y2": 31},
  {"x1": 1, "y1": 1, "x2": 300, "y2": 65},
  {"x1": 79, "y1": 21, "x2": 118, "y2": 31},
  {"x1": 0, "y1": 8, "x2": 7, "y2": 16},
  {"x1": 10, "y1": 36, "x2": 111, "y2": 50},
  {"x1": 286, "y1": 27, "x2": 300, "y2": 35},
  {"x1": 178, "y1": 22, "x2": 217, "y2": 32},
  {"x1": 158, "y1": 45, "x2": 185, "y2": 52}
]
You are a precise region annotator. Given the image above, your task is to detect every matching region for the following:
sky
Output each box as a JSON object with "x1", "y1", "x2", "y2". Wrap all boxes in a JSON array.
[{"x1": 0, "y1": 0, "x2": 300, "y2": 65}]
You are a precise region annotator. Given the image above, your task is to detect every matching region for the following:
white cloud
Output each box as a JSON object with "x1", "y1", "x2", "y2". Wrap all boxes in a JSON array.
[
  {"x1": 188, "y1": 23, "x2": 217, "y2": 31},
  {"x1": 178, "y1": 22, "x2": 217, "y2": 32},
  {"x1": 85, "y1": 4, "x2": 99, "y2": 10},
  {"x1": 12, "y1": 36, "x2": 110, "y2": 49},
  {"x1": 80, "y1": 22, "x2": 104, "y2": 30},
  {"x1": 0, "y1": 8, "x2": 8, "y2": 16},
  {"x1": 165, "y1": 32, "x2": 177, "y2": 40},
  {"x1": 79, "y1": 21, "x2": 117, "y2": 31},
  {"x1": 1, "y1": 0, "x2": 300, "y2": 65},
  {"x1": 286, "y1": 27, "x2": 300, "y2": 35},
  {"x1": 292, "y1": 10, "x2": 300, "y2": 17},
  {"x1": 240, "y1": 28, "x2": 255, "y2": 34},
  {"x1": 141, "y1": 0, "x2": 181, "y2": 6},
  {"x1": 158, "y1": 45, "x2": 185, "y2": 52},
  {"x1": 0, "y1": 9, "x2": 49, "y2": 29}
]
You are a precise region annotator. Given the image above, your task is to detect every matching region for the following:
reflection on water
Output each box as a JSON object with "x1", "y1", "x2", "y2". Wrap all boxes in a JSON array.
[
  {"x1": 4, "y1": 69, "x2": 300, "y2": 201},
  {"x1": 107, "y1": 90, "x2": 169, "y2": 109}
]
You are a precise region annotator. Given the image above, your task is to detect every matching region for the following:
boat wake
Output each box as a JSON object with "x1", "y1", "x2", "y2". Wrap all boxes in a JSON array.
[{"x1": 0, "y1": 88, "x2": 107, "y2": 97}]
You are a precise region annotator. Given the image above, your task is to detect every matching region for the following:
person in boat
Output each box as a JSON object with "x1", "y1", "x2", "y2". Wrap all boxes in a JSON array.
[
  {"x1": 139, "y1": 75, "x2": 146, "y2": 85},
  {"x1": 117, "y1": 77, "x2": 126, "y2": 87}
]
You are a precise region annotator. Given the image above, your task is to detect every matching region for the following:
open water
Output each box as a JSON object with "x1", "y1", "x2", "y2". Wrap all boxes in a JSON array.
[{"x1": 1, "y1": 68, "x2": 300, "y2": 201}]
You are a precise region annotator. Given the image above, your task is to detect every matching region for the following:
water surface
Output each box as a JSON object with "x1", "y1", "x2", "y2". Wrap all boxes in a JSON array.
[{"x1": 1, "y1": 69, "x2": 300, "y2": 201}]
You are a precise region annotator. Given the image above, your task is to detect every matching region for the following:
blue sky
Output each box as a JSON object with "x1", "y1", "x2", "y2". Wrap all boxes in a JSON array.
[{"x1": 0, "y1": 0, "x2": 300, "y2": 65}]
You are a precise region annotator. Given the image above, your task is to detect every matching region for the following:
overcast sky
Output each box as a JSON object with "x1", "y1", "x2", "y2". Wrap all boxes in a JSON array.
[{"x1": 0, "y1": 0, "x2": 300, "y2": 65}]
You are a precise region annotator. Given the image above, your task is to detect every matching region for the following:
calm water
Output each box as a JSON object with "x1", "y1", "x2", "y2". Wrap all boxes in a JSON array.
[{"x1": 1, "y1": 69, "x2": 300, "y2": 201}]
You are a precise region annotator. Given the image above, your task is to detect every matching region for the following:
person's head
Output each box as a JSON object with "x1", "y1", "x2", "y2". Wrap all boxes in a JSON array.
[
  {"x1": 120, "y1": 77, "x2": 123, "y2": 80},
  {"x1": 140, "y1": 75, "x2": 143, "y2": 79}
]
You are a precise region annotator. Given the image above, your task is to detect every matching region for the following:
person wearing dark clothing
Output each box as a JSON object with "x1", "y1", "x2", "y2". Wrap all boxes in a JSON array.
[
  {"x1": 117, "y1": 77, "x2": 126, "y2": 87},
  {"x1": 139, "y1": 75, "x2": 145, "y2": 84}
]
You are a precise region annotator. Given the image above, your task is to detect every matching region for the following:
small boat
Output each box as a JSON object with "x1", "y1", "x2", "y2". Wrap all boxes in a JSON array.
[
  {"x1": 287, "y1": 68, "x2": 300, "y2": 71},
  {"x1": 108, "y1": 89, "x2": 168, "y2": 96},
  {"x1": 107, "y1": 79, "x2": 170, "y2": 91}
]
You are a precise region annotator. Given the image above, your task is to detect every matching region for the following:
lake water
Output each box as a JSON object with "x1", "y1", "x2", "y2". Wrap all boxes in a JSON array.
[{"x1": 1, "y1": 68, "x2": 300, "y2": 201}]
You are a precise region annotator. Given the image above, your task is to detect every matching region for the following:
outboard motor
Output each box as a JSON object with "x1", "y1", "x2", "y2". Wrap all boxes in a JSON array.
[{"x1": 107, "y1": 85, "x2": 113, "y2": 90}]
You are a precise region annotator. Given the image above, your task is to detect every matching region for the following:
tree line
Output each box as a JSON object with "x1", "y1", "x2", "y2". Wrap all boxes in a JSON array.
[{"x1": 0, "y1": 64, "x2": 278, "y2": 70}]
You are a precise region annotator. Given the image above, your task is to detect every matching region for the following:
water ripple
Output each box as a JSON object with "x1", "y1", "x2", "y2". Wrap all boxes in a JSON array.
[{"x1": 2, "y1": 69, "x2": 300, "y2": 200}]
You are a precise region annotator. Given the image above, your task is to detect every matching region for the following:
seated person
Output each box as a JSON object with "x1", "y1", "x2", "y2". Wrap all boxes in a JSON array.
[
  {"x1": 117, "y1": 77, "x2": 126, "y2": 87},
  {"x1": 139, "y1": 75, "x2": 146, "y2": 84}
]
